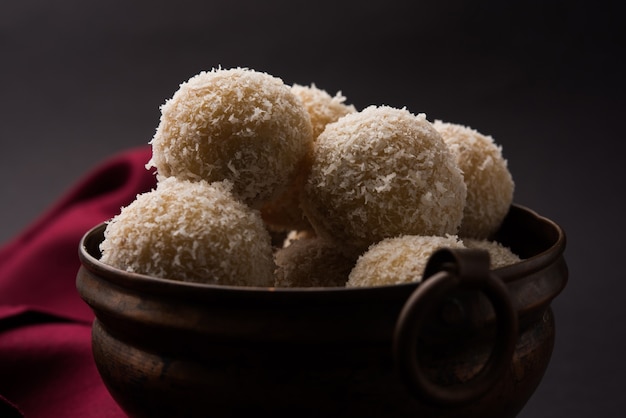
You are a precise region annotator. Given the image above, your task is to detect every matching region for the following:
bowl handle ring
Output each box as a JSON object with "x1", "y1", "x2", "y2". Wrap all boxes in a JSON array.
[{"x1": 393, "y1": 248, "x2": 519, "y2": 405}]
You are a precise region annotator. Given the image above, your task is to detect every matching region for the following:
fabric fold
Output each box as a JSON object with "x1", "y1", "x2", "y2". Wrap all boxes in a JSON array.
[
  {"x1": 0, "y1": 146, "x2": 156, "y2": 323},
  {"x1": 1, "y1": 146, "x2": 155, "y2": 417},
  {"x1": 0, "y1": 306, "x2": 125, "y2": 417}
]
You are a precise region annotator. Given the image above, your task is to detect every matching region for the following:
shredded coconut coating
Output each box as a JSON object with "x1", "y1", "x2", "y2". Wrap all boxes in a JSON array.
[
  {"x1": 99, "y1": 177, "x2": 275, "y2": 286},
  {"x1": 290, "y1": 83, "x2": 357, "y2": 139},
  {"x1": 433, "y1": 120, "x2": 514, "y2": 239},
  {"x1": 347, "y1": 235, "x2": 465, "y2": 287},
  {"x1": 147, "y1": 67, "x2": 314, "y2": 208},
  {"x1": 301, "y1": 105, "x2": 467, "y2": 254},
  {"x1": 274, "y1": 237, "x2": 357, "y2": 288},
  {"x1": 260, "y1": 84, "x2": 356, "y2": 231},
  {"x1": 282, "y1": 229, "x2": 317, "y2": 248},
  {"x1": 464, "y1": 238, "x2": 521, "y2": 269}
]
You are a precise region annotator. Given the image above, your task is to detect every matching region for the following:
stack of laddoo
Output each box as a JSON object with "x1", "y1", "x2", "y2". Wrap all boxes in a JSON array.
[{"x1": 99, "y1": 67, "x2": 519, "y2": 288}]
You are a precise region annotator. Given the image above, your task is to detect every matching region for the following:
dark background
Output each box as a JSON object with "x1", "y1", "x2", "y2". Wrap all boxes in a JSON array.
[{"x1": 1, "y1": 1, "x2": 624, "y2": 416}]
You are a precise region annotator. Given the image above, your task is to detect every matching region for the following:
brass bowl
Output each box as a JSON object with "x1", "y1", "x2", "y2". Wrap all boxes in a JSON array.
[{"x1": 76, "y1": 204, "x2": 567, "y2": 417}]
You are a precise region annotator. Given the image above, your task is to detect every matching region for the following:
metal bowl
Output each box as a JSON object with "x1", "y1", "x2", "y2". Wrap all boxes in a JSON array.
[{"x1": 76, "y1": 204, "x2": 567, "y2": 417}]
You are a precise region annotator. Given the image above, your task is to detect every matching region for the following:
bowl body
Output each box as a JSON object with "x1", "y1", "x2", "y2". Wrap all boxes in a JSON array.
[{"x1": 76, "y1": 204, "x2": 567, "y2": 417}]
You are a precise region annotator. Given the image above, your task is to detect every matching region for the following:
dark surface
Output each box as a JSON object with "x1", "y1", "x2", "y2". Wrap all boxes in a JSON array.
[{"x1": 1, "y1": 1, "x2": 624, "y2": 416}]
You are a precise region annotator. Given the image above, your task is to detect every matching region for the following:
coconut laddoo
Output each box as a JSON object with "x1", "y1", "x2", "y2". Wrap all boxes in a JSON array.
[
  {"x1": 274, "y1": 237, "x2": 357, "y2": 288},
  {"x1": 347, "y1": 235, "x2": 466, "y2": 287},
  {"x1": 147, "y1": 67, "x2": 314, "y2": 208},
  {"x1": 259, "y1": 166, "x2": 313, "y2": 233},
  {"x1": 99, "y1": 177, "x2": 276, "y2": 287},
  {"x1": 300, "y1": 105, "x2": 467, "y2": 255},
  {"x1": 260, "y1": 83, "x2": 357, "y2": 232},
  {"x1": 433, "y1": 120, "x2": 514, "y2": 239},
  {"x1": 290, "y1": 83, "x2": 357, "y2": 139},
  {"x1": 464, "y1": 238, "x2": 521, "y2": 269}
]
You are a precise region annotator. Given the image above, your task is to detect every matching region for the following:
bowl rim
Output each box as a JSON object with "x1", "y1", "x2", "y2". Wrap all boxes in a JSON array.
[{"x1": 77, "y1": 203, "x2": 566, "y2": 297}]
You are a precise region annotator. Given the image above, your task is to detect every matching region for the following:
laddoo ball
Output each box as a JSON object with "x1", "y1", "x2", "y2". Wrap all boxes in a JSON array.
[
  {"x1": 99, "y1": 177, "x2": 275, "y2": 286},
  {"x1": 347, "y1": 235, "x2": 465, "y2": 287},
  {"x1": 260, "y1": 83, "x2": 356, "y2": 232},
  {"x1": 147, "y1": 67, "x2": 314, "y2": 208},
  {"x1": 274, "y1": 236, "x2": 357, "y2": 288},
  {"x1": 433, "y1": 120, "x2": 514, "y2": 239},
  {"x1": 301, "y1": 105, "x2": 467, "y2": 255},
  {"x1": 258, "y1": 163, "x2": 312, "y2": 232},
  {"x1": 290, "y1": 83, "x2": 357, "y2": 139}
]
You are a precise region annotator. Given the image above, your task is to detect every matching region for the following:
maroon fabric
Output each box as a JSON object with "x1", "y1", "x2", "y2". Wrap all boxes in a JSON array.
[{"x1": 0, "y1": 146, "x2": 156, "y2": 417}]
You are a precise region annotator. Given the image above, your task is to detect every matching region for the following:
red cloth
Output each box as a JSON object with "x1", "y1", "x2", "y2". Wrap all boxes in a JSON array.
[{"x1": 0, "y1": 146, "x2": 156, "y2": 417}]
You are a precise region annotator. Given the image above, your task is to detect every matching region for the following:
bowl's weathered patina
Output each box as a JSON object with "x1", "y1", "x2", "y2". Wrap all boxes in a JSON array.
[{"x1": 76, "y1": 204, "x2": 567, "y2": 418}]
